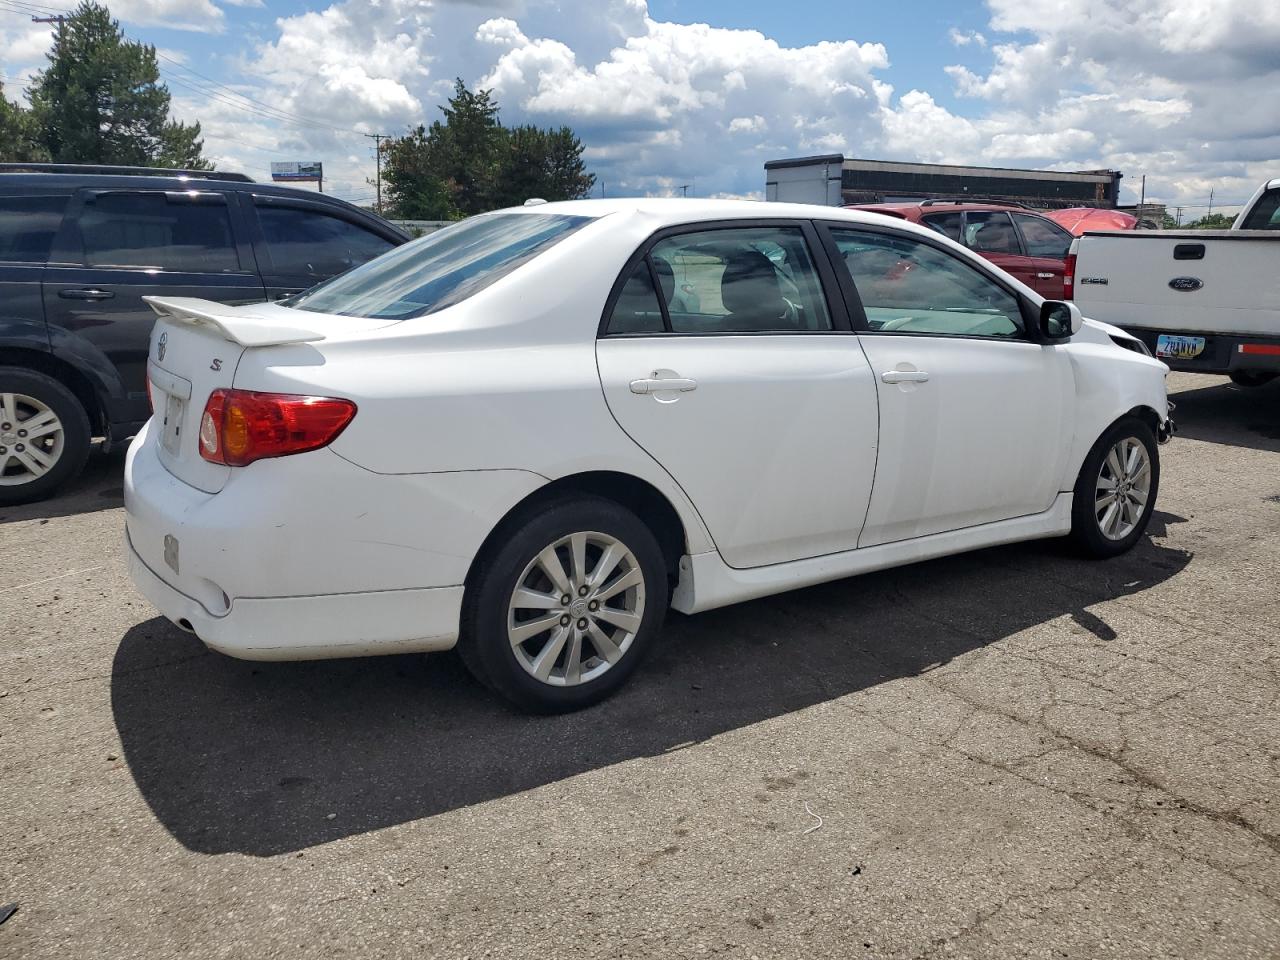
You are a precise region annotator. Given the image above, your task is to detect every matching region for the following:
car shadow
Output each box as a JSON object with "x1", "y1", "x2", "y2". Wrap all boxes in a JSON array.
[
  {"x1": 1169, "y1": 378, "x2": 1280, "y2": 453},
  {"x1": 0, "y1": 445, "x2": 126, "y2": 525},
  {"x1": 111, "y1": 514, "x2": 1192, "y2": 857}
]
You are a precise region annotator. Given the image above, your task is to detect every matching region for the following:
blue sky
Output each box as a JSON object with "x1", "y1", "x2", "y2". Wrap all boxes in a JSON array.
[{"x1": 2, "y1": 0, "x2": 1276, "y2": 213}]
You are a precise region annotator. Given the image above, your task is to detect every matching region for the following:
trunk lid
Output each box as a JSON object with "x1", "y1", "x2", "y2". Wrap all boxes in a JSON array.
[{"x1": 141, "y1": 296, "x2": 390, "y2": 493}]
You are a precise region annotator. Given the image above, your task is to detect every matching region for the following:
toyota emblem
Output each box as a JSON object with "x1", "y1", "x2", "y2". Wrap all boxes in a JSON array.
[{"x1": 157, "y1": 331, "x2": 167, "y2": 362}]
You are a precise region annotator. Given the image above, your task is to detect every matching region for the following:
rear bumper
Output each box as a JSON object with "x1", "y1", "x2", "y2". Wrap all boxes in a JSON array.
[
  {"x1": 1123, "y1": 326, "x2": 1280, "y2": 374},
  {"x1": 127, "y1": 533, "x2": 461, "y2": 660}
]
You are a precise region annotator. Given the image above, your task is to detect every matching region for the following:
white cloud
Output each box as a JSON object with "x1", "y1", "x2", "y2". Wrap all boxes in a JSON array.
[
  {"x1": 108, "y1": 0, "x2": 225, "y2": 32},
  {"x1": 948, "y1": 28, "x2": 986, "y2": 47}
]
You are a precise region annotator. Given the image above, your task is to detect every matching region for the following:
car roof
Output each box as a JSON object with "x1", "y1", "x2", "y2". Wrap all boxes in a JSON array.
[
  {"x1": 0, "y1": 169, "x2": 359, "y2": 204},
  {"x1": 847, "y1": 201, "x2": 1049, "y2": 216},
  {"x1": 480, "y1": 197, "x2": 940, "y2": 231}
]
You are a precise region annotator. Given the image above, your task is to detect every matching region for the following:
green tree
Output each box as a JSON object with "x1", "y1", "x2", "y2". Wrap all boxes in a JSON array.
[
  {"x1": 383, "y1": 79, "x2": 594, "y2": 219},
  {"x1": 383, "y1": 124, "x2": 458, "y2": 220},
  {"x1": 1185, "y1": 212, "x2": 1234, "y2": 230},
  {"x1": 27, "y1": 2, "x2": 208, "y2": 168},
  {"x1": 0, "y1": 82, "x2": 50, "y2": 161}
]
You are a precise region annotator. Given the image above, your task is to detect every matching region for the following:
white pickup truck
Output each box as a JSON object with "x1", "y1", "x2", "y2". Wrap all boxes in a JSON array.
[{"x1": 1069, "y1": 177, "x2": 1280, "y2": 386}]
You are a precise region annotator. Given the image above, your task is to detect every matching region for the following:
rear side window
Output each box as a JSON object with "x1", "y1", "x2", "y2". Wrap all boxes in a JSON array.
[
  {"x1": 256, "y1": 205, "x2": 395, "y2": 277},
  {"x1": 921, "y1": 212, "x2": 962, "y2": 242},
  {"x1": 75, "y1": 192, "x2": 241, "y2": 272},
  {"x1": 641, "y1": 226, "x2": 832, "y2": 334},
  {"x1": 1013, "y1": 214, "x2": 1071, "y2": 258},
  {"x1": 288, "y1": 212, "x2": 593, "y2": 320},
  {"x1": 965, "y1": 211, "x2": 1021, "y2": 255},
  {"x1": 1239, "y1": 189, "x2": 1280, "y2": 230},
  {"x1": 0, "y1": 195, "x2": 69, "y2": 263}
]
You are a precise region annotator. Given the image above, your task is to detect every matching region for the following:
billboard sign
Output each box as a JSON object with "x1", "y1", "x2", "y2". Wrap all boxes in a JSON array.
[{"x1": 270, "y1": 161, "x2": 323, "y2": 182}]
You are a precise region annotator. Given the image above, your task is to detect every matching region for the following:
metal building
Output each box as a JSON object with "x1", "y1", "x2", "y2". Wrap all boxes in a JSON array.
[{"x1": 764, "y1": 155, "x2": 1123, "y2": 209}]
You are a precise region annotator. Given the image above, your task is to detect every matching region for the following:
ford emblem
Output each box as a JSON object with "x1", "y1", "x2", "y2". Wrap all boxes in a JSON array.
[
  {"x1": 1169, "y1": 277, "x2": 1203, "y2": 292},
  {"x1": 157, "y1": 331, "x2": 168, "y2": 361}
]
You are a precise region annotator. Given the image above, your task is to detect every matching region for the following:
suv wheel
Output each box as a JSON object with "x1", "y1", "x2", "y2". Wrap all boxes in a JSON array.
[
  {"x1": 459, "y1": 495, "x2": 669, "y2": 713},
  {"x1": 0, "y1": 367, "x2": 92, "y2": 506}
]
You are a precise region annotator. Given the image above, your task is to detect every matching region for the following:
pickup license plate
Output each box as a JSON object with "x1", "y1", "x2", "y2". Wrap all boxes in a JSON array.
[
  {"x1": 161, "y1": 392, "x2": 185, "y2": 455},
  {"x1": 1156, "y1": 335, "x2": 1206, "y2": 360}
]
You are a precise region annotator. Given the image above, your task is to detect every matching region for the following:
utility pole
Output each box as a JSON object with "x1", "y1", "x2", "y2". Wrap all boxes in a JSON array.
[
  {"x1": 1175, "y1": 206, "x2": 1183, "y2": 227},
  {"x1": 677, "y1": 184, "x2": 691, "y2": 197},
  {"x1": 1138, "y1": 175, "x2": 1145, "y2": 222},
  {"x1": 365, "y1": 133, "x2": 388, "y2": 214},
  {"x1": 1207, "y1": 188, "x2": 1214, "y2": 218},
  {"x1": 31, "y1": 14, "x2": 66, "y2": 24}
]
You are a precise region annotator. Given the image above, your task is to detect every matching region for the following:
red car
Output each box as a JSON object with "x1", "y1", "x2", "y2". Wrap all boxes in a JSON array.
[{"x1": 844, "y1": 200, "x2": 1075, "y2": 298}]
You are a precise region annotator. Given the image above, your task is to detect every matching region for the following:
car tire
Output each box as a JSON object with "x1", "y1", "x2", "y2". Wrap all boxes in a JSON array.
[
  {"x1": 459, "y1": 495, "x2": 669, "y2": 713},
  {"x1": 0, "y1": 367, "x2": 93, "y2": 507},
  {"x1": 1069, "y1": 416, "x2": 1160, "y2": 558},
  {"x1": 1229, "y1": 371, "x2": 1276, "y2": 388}
]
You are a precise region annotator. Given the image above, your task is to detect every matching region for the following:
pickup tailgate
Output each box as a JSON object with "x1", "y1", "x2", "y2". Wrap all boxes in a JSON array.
[
  {"x1": 141, "y1": 296, "x2": 388, "y2": 494},
  {"x1": 1072, "y1": 230, "x2": 1280, "y2": 337}
]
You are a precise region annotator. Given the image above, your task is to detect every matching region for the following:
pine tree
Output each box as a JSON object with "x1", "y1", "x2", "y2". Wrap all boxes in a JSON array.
[{"x1": 27, "y1": 1, "x2": 208, "y2": 168}]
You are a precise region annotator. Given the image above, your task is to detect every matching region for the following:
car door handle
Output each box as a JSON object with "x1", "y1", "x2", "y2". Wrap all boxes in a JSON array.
[
  {"x1": 630, "y1": 377, "x2": 698, "y2": 394},
  {"x1": 58, "y1": 288, "x2": 115, "y2": 301},
  {"x1": 881, "y1": 370, "x2": 930, "y2": 384}
]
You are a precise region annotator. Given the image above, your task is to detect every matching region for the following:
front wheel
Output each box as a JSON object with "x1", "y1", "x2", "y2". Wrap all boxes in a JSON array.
[
  {"x1": 459, "y1": 496, "x2": 669, "y2": 712},
  {"x1": 1069, "y1": 417, "x2": 1160, "y2": 558}
]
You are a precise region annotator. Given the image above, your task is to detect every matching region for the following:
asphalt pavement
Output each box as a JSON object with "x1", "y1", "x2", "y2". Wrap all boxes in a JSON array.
[{"x1": 2, "y1": 373, "x2": 1279, "y2": 959}]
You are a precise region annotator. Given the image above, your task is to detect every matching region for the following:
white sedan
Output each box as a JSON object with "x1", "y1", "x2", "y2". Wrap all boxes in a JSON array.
[{"x1": 124, "y1": 199, "x2": 1172, "y2": 711}]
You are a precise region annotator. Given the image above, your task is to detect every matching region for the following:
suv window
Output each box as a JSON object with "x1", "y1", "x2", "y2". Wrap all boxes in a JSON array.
[
  {"x1": 831, "y1": 228, "x2": 1024, "y2": 339},
  {"x1": 75, "y1": 191, "x2": 241, "y2": 272},
  {"x1": 921, "y1": 212, "x2": 962, "y2": 242},
  {"x1": 1013, "y1": 213, "x2": 1071, "y2": 258},
  {"x1": 965, "y1": 212, "x2": 1021, "y2": 255},
  {"x1": 257, "y1": 204, "x2": 395, "y2": 277},
  {"x1": 0, "y1": 195, "x2": 69, "y2": 263},
  {"x1": 289, "y1": 212, "x2": 593, "y2": 320},
  {"x1": 644, "y1": 226, "x2": 831, "y2": 334}
]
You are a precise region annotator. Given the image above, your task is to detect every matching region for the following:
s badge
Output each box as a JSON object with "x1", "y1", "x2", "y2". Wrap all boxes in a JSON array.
[{"x1": 210, "y1": 358, "x2": 223, "y2": 371}]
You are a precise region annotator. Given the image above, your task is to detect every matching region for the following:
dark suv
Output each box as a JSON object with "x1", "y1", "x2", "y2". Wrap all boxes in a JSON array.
[{"x1": 0, "y1": 163, "x2": 408, "y2": 504}]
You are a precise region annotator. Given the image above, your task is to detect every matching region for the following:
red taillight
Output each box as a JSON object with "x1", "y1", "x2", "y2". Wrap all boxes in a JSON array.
[
  {"x1": 1063, "y1": 252, "x2": 1076, "y2": 300},
  {"x1": 198, "y1": 389, "x2": 356, "y2": 467}
]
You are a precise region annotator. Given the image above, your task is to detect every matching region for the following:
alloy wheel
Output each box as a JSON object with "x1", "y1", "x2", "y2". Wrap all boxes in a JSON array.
[
  {"x1": 1094, "y1": 436, "x2": 1151, "y2": 541},
  {"x1": 0, "y1": 393, "x2": 65, "y2": 487},
  {"x1": 507, "y1": 530, "x2": 647, "y2": 687}
]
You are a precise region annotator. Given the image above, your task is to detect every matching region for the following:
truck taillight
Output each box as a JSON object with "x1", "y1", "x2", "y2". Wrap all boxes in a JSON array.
[
  {"x1": 198, "y1": 389, "x2": 356, "y2": 467},
  {"x1": 1063, "y1": 251, "x2": 1076, "y2": 300}
]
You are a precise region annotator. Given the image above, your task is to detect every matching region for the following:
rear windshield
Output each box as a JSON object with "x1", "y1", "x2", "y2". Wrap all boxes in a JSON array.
[
  {"x1": 1238, "y1": 189, "x2": 1280, "y2": 230},
  {"x1": 287, "y1": 212, "x2": 594, "y2": 319}
]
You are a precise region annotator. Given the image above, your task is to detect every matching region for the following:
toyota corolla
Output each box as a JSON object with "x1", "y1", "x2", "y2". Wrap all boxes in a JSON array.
[{"x1": 124, "y1": 199, "x2": 1172, "y2": 711}]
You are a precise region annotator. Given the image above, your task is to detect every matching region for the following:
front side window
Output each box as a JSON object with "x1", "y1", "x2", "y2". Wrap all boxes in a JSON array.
[
  {"x1": 0, "y1": 195, "x2": 69, "y2": 263},
  {"x1": 257, "y1": 205, "x2": 395, "y2": 277},
  {"x1": 1239, "y1": 189, "x2": 1280, "y2": 230},
  {"x1": 831, "y1": 228, "x2": 1025, "y2": 339},
  {"x1": 642, "y1": 226, "x2": 832, "y2": 334},
  {"x1": 75, "y1": 192, "x2": 241, "y2": 272},
  {"x1": 965, "y1": 211, "x2": 1021, "y2": 255},
  {"x1": 1013, "y1": 214, "x2": 1071, "y2": 258},
  {"x1": 288, "y1": 212, "x2": 593, "y2": 320}
]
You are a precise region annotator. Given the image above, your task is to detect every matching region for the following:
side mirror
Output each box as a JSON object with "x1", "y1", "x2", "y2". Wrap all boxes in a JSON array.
[{"x1": 1039, "y1": 300, "x2": 1082, "y2": 342}]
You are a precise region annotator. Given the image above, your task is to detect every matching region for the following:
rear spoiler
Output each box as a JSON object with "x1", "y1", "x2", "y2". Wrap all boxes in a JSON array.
[{"x1": 143, "y1": 296, "x2": 325, "y2": 347}]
